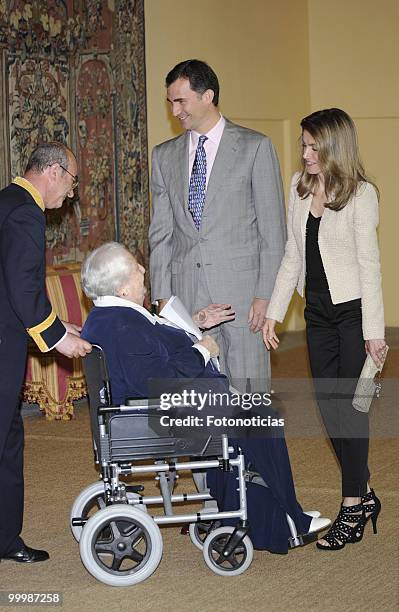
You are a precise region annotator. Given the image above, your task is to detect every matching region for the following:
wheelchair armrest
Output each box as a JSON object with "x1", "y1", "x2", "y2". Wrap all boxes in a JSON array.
[
  {"x1": 98, "y1": 404, "x2": 124, "y2": 415},
  {"x1": 124, "y1": 397, "x2": 163, "y2": 409},
  {"x1": 97, "y1": 398, "x2": 163, "y2": 415}
]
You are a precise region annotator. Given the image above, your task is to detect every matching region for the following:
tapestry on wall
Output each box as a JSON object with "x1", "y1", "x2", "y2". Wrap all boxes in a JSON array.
[{"x1": 0, "y1": 0, "x2": 149, "y2": 267}]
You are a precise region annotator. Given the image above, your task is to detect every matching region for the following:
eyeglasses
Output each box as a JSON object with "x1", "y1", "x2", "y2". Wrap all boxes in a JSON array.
[{"x1": 59, "y1": 164, "x2": 79, "y2": 189}]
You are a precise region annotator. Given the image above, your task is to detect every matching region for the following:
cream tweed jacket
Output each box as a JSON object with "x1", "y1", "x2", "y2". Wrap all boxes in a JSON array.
[{"x1": 267, "y1": 172, "x2": 385, "y2": 340}]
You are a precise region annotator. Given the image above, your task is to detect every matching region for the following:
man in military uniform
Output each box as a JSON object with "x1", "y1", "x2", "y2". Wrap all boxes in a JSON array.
[{"x1": 0, "y1": 142, "x2": 92, "y2": 564}]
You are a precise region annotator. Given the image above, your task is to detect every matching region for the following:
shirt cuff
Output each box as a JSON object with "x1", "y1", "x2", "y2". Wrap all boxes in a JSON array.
[
  {"x1": 47, "y1": 329, "x2": 67, "y2": 351},
  {"x1": 193, "y1": 342, "x2": 210, "y2": 365}
]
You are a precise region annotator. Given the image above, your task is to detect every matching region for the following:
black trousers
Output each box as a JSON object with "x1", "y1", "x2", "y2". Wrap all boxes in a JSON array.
[
  {"x1": 0, "y1": 407, "x2": 24, "y2": 556},
  {"x1": 304, "y1": 290, "x2": 369, "y2": 497},
  {"x1": 0, "y1": 334, "x2": 27, "y2": 557}
]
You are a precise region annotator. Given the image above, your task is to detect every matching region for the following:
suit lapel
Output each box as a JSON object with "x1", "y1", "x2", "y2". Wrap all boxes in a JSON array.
[
  {"x1": 172, "y1": 133, "x2": 189, "y2": 204},
  {"x1": 203, "y1": 121, "x2": 239, "y2": 212},
  {"x1": 173, "y1": 121, "x2": 239, "y2": 230}
]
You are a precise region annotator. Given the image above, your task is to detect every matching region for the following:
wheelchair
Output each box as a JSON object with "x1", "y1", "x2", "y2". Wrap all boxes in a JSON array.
[{"x1": 71, "y1": 345, "x2": 310, "y2": 587}]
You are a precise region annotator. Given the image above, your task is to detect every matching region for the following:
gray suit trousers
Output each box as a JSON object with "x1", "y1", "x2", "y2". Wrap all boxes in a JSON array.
[{"x1": 195, "y1": 272, "x2": 270, "y2": 393}]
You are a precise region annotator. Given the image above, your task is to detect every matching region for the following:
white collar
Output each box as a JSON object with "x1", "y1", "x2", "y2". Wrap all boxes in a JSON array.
[
  {"x1": 92, "y1": 295, "x2": 209, "y2": 361},
  {"x1": 93, "y1": 295, "x2": 172, "y2": 327},
  {"x1": 190, "y1": 114, "x2": 225, "y2": 147}
]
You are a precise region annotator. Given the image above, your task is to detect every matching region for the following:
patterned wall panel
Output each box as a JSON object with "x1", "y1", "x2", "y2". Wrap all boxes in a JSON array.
[
  {"x1": 112, "y1": 0, "x2": 149, "y2": 268},
  {"x1": 75, "y1": 55, "x2": 115, "y2": 255},
  {"x1": 8, "y1": 57, "x2": 70, "y2": 175},
  {"x1": 0, "y1": 0, "x2": 148, "y2": 266}
]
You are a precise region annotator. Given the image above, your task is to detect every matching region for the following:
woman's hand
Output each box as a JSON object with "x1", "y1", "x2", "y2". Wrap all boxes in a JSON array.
[
  {"x1": 365, "y1": 339, "x2": 387, "y2": 368},
  {"x1": 193, "y1": 303, "x2": 235, "y2": 329},
  {"x1": 262, "y1": 318, "x2": 279, "y2": 350},
  {"x1": 198, "y1": 335, "x2": 219, "y2": 357}
]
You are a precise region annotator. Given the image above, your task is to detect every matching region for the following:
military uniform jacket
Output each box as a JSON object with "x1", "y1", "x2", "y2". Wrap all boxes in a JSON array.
[
  {"x1": 0, "y1": 178, "x2": 66, "y2": 558},
  {"x1": 0, "y1": 179, "x2": 65, "y2": 351}
]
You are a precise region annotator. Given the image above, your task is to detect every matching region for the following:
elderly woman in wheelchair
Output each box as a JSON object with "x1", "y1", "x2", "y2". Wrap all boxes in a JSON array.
[{"x1": 72, "y1": 242, "x2": 330, "y2": 586}]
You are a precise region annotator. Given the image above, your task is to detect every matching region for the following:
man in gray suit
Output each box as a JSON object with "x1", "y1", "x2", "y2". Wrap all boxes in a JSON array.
[{"x1": 149, "y1": 59, "x2": 286, "y2": 392}]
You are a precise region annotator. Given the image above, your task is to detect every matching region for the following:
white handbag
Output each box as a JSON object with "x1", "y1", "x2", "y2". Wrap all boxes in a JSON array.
[{"x1": 352, "y1": 347, "x2": 388, "y2": 413}]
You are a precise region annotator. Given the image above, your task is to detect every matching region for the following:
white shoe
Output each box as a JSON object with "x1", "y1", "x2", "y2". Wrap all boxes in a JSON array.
[
  {"x1": 304, "y1": 510, "x2": 321, "y2": 518},
  {"x1": 307, "y1": 517, "x2": 331, "y2": 535}
]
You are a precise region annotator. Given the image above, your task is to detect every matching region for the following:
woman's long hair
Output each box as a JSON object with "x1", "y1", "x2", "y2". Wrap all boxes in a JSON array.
[{"x1": 297, "y1": 108, "x2": 379, "y2": 210}]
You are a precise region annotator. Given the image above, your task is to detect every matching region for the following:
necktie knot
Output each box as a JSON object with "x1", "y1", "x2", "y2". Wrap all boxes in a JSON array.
[{"x1": 188, "y1": 135, "x2": 208, "y2": 230}]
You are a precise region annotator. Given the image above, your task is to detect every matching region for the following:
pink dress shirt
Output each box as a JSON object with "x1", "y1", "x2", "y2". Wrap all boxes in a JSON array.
[{"x1": 189, "y1": 115, "x2": 226, "y2": 188}]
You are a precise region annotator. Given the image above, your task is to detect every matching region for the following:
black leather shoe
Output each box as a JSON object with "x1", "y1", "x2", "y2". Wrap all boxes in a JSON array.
[{"x1": 2, "y1": 545, "x2": 49, "y2": 563}]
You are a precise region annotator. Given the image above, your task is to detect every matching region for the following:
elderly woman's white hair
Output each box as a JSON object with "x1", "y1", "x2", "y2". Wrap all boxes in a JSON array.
[{"x1": 81, "y1": 242, "x2": 134, "y2": 299}]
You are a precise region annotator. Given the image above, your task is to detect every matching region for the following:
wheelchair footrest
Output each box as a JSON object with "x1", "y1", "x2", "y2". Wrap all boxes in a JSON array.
[{"x1": 288, "y1": 531, "x2": 319, "y2": 548}]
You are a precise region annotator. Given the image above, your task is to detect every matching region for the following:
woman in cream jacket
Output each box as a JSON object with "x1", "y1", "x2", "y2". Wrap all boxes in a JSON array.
[{"x1": 263, "y1": 108, "x2": 386, "y2": 551}]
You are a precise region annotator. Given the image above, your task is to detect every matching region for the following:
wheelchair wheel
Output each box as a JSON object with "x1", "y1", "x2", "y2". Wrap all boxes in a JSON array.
[
  {"x1": 70, "y1": 481, "x2": 147, "y2": 542},
  {"x1": 202, "y1": 526, "x2": 253, "y2": 576},
  {"x1": 189, "y1": 517, "x2": 221, "y2": 551},
  {"x1": 79, "y1": 505, "x2": 163, "y2": 587}
]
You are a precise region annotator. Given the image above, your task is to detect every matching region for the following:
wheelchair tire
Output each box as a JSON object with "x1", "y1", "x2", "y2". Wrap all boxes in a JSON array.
[
  {"x1": 70, "y1": 481, "x2": 147, "y2": 542},
  {"x1": 79, "y1": 505, "x2": 163, "y2": 586},
  {"x1": 202, "y1": 526, "x2": 253, "y2": 576},
  {"x1": 189, "y1": 518, "x2": 221, "y2": 551}
]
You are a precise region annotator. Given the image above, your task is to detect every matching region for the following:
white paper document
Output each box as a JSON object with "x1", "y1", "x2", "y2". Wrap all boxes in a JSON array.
[
  {"x1": 160, "y1": 296, "x2": 220, "y2": 371},
  {"x1": 159, "y1": 296, "x2": 202, "y2": 340}
]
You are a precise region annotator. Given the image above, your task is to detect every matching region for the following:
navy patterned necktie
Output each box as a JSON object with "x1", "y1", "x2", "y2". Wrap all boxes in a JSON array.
[{"x1": 188, "y1": 135, "x2": 208, "y2": 229}]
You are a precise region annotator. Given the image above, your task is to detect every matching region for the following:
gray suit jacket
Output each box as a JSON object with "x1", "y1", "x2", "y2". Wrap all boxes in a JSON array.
[{"x1": 149, "y1": 119, "x2": 287, "y2": 326}]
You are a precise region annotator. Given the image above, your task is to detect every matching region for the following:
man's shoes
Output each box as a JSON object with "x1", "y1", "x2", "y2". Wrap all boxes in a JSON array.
[{"x1": 2, "y1": 544, "x2": 49, "y2": 563}]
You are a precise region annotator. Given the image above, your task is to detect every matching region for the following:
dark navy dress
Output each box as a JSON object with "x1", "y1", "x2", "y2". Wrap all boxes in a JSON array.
[{"x1": 82, "y1": 305, "x2": 312, "y2": 552}]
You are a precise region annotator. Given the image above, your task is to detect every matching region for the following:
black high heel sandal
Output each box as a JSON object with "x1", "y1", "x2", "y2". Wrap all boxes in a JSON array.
[
  {"x1": 316, "y1": 502, "x2": 365, "y2": 551},
  {"x1": 347, "y1": 489, "x2": 382, "y2": 543},
  {"x1": 361, "y1": 488, "x2": 381, "y2": 534}
]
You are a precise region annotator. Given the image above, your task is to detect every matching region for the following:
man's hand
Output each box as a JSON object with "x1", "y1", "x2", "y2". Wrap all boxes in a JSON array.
[
  {"x1": 262, "y1": 318, "x2": 279, "y2": 350},
  {"x1": 248, "y1": 298, "x2": 269, "y2": 333},
  {"x1": 198, "y1": 335, "x2": 219, "y2": 358},
  {"x1": 62, "y1": 320, "x2": 82, "y2": 336},
  {"x1": 193, "y1": 303, "x2": 235, "y2": 329},
  {"x1": 56, "y1": 333, "x2": 92, "y2": 358},
  {"x1": 365, "y1": 339, "x2": 387, "y2": 368}
]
